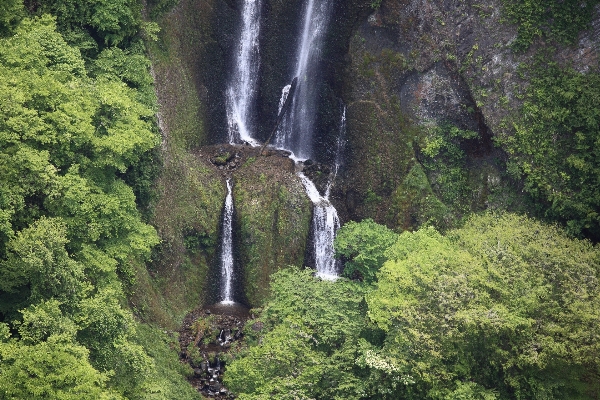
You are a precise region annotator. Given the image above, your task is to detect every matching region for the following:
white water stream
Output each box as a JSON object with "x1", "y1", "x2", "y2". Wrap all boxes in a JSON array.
[
  {"x1": 226, "y1": 0, "x2": 262, "y2": 146},
  {"x1": 220, "y1": 179, "x2": 235, "y2": 304},
  {"x1": 274, "y1": 0, "x2": 333, "y2": 160},
  {"x1": 298, "y1": 172, "x2": 340, "y2": 280},
  {"x1": 278, "y1": 0, "x2": 339, "y2": 278}
]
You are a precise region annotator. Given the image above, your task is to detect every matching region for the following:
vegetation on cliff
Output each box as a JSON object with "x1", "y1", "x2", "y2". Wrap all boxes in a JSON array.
[
  {"x1": 0, "y1": 3, "x2": 200, "y2": 398},
  {"x1": 226, "y1": 214, "x2": 600, "y2": 399},
  {"x1": 499, "y1": 59, "x2": 600, "y2": 239},
  {"x1": 502, "y1": 0, "x2": 600, "y2": 51}
]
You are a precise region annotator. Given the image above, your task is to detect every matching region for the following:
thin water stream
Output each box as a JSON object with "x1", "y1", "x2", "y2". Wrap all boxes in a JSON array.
[{"x1": 220, "y1": 179, "x2": 235, "y2": 304}]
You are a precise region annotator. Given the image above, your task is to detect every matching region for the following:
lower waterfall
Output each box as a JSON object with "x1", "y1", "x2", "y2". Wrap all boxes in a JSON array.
[
  {"x1": 299, "y1": 172, "x2": 340, "y2": 280},
  {"x1": 220, "y1": 179, "x2": 235, "y2": 304}
]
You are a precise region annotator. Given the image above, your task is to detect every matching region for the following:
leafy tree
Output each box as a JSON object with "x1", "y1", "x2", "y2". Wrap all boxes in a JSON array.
[
  {"x1": 17, "y1": 300, "x2": 78, "y2": 344},
  {"x1": 0, "y1": 14, "x2": 158, "y2": 257},
  {"x1": 0, "y1": 333, "x2": 122, "y2": 399},
  {"x1": 225, "y1": 268, "x2": 372, "y2": 399},
  {"x1": 368, "y1": 213, "x2": 600, "y2": 399},
  {"x1": 335, "y1": 218, "x2": 397, "y2": 282},
  {"x1": 226, "y1": 215, "x2": 600, "y2": 399},
  {"x1": 0, "y1": 0, "x2": 23, "y2": 36},
  {"x1": 37, "y1": 0, "x2": 142, "y2": 46},
  {"x1": 1, "y1": 217, "x2": 89, "y2": 307},
  {"x1": 0, "y1": 16, "x2": 161, "y2": 397}
]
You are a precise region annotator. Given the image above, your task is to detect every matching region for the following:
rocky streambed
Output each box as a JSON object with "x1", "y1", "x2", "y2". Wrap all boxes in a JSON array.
[{"x1": 178, "y1": 303, "x2": 252, "y2": 398}]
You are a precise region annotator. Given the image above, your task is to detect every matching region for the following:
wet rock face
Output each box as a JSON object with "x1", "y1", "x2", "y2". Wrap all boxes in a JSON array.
[
  {"x1": 335, "y1": 0, "x2": 600, "y2": 229},
  {"x1": 302, "y1": 160, "x2": 332, "y2": 196},
  {"x1": 354, "y1": 0, "x2": 600, "y2": 134},
  {"x1": 198, "y1": 144, "x2": 311, "y2": 306}
]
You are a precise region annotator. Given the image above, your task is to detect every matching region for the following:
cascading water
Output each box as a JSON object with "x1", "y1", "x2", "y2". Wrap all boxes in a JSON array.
[
  {"x1": 220, "y1": 179, "x2": 235, "y2": 304},
  {"x1": 226, "y1": 0, "x2": 262, "y2": 145},
  {"x1": 274, "y1": 0, "x2": 333, "y2": 160},
  {"x1": 298, "y1": 173, "x2": 340, "y2": 280},
  {"x1": 271, "y1": 0, "x2": 342, "y2": 278},
  {"x1": 223, "y1": 0, "x2": 342, "y2": 279},
  {"x1": 301, "y1": 105, "x2": 346, "y2": 279}
]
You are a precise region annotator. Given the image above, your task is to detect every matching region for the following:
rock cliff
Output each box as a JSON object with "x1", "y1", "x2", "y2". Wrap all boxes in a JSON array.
[{"x1": 145, "y1": 0, "x2": 600, "y2": 311}]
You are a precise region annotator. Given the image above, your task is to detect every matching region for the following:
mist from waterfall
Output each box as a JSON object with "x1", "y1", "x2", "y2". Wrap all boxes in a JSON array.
[{"x1": 226, "y1": 0, "x2": 262, "y2": 146}]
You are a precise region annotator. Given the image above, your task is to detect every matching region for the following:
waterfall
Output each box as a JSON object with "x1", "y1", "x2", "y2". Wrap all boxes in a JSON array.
[
  {"x1": 222, "y1": 0, "x2": 343, "y2": 279},
  {"x1": 271, "y1": 0, "x2": 341, "y2": 278},
  {"x1": 298, "y1": 173, "x2": 340, "y2": 280},
  {"x1": 226, "y1": 0, "x2": 262, "y2": 146},
  {"x1": 274, "y1": 0, "x2": 333, "y2": 159},
  {"x1": 220, "y1": 179, "x2": 235, "y2": 304}
]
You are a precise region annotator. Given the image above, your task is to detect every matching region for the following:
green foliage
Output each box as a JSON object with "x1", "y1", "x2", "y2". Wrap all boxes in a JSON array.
[
  {"x1": 18, "y1": 300, "x2": 78, "y2": 344},
  {"x1": 0, "y1": 0, "x2": 23, "y2": 36},
  {"x1": 335, "y1": 219, "x2": 398, "y2": 282},
  {"x1": 229, "y1": 215, "x2": 600, "y2": 399},
  {"x1": 0, "y1": 16, "x2": 175, "y2": 398},
  {"x1": 368, "y1": 213, "x2": 600, "y2": 398},
  {"x1": 498, "y1": 61, "x2": 600, "y2": 239},
  {"x1": 147, "y1": 0, "x2": 180, "y2": 20},
  {"x1": 421, "y1": 124, "x2": 478, "y2": 159},
  {"x1": 37, "y1": 0, "x2": 143, "y2": 46},
  {"x1": 1, "y1": 217, "x2": 89, "y2": 305},
  {"x1": 0, "y1": 15, "x2": 159, "y2": 249},
  {"x1": 91, "y1": 45, "x2": 157, "y2": 108},
  {"x1": 0, "y1": 334, "x2": 123, "y2": 399},
  {"x1": 418, "y1": 123, "x2": 479, "y2": 226},
  {"x1": 133, "y1": 324, "x2": 201, "y2": 399},
  {"x1": 501, "y1": 0, "x2": 600, "y2": 51},
  {"x1": 225, "y1": 268, "x2": 371, "y2": 399},
  {"x1": 370, "y1": 0, "x2": 384, "y2": 10}
]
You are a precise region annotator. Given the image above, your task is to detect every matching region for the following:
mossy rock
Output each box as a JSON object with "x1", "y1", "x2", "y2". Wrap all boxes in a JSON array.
[
  {"x1": 336, "y1": 97, "x2": 419, "y2": 228},
  {"x1": 232, "y1": 154, "x2": 311, "y2": 306}
]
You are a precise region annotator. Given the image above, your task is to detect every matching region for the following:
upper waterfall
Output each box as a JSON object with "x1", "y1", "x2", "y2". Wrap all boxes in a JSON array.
[
  {"x1": 275, "y1": 0, "x2": 333, "y2": 160},
  {"x1": 226, "y1": 0, "x2": 262, "y2": 146}
]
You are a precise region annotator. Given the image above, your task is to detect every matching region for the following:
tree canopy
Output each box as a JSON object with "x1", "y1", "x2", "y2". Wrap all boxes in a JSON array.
[
  {"x1": 227, "y1": 214, "x2": 600, "y2": 399},
  {"x1": 0, "y1": 13, "x2": 181, "y2": 399}
]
